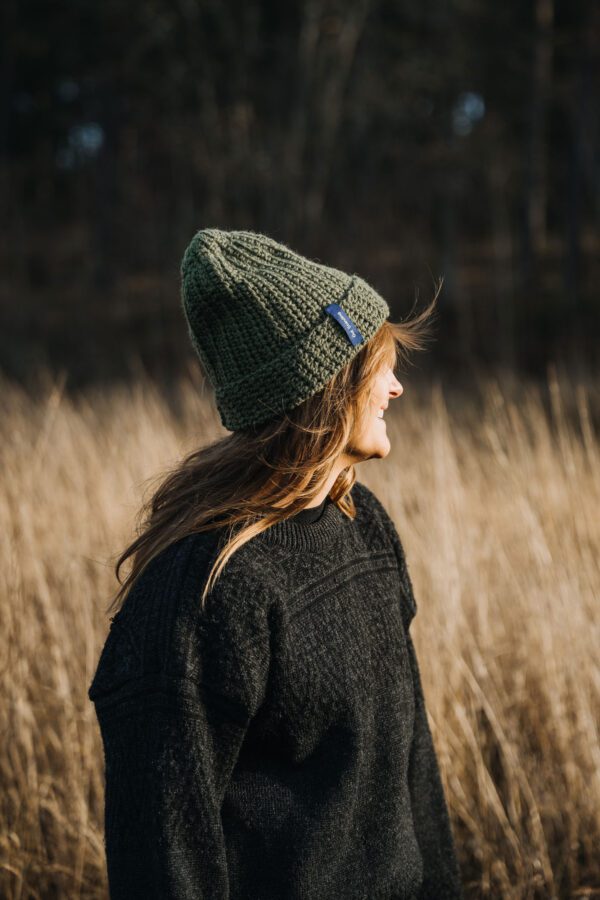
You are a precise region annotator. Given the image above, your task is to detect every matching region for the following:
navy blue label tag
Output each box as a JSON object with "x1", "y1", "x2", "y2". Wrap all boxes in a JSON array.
[{"x1": 324, "y1": 303, "x2": 364, "y2": 346}]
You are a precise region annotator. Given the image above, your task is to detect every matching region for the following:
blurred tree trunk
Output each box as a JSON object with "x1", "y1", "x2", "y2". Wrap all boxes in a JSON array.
[
  {"x1": 522, "y1": 0, "x2": 554, "y2": 288},
  {"x1": 564, "y1": 0, "x2": 597, "y2": 337},
  {"x1": 283, "y1": 0, "x2": 320, "y2": 242},
  {"x1": 284, "y1": 0, "x2": 371, "y2": 245},
  {"x1": 90, "y1": 85, "x2": 122, "y2": 292},
  {"x1": 0, "y1": 0, "x2": 18, "y2": 276},
  {"x1": 489, "y1": 140, "x2": 517, "y2": 369},
  {"x1": 302, "y1": 0, "x2": 371, "y2": 238}
]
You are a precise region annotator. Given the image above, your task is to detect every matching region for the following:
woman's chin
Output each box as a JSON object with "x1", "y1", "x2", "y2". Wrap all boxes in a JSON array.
[
  {"x1": 375, "y1": 440, "x2": 391, "y2": 459},
  {"x1": 358, "y1": 438, "x2": 391, "y2": 461},
  {"x1": 342, "y1": 430, "x2": 391, "y2": 462}
]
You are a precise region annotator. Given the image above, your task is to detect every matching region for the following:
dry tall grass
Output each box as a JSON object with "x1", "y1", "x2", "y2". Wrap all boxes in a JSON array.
[{"x1": 1, "y1": 364, "x2": 598, "y2": 899}]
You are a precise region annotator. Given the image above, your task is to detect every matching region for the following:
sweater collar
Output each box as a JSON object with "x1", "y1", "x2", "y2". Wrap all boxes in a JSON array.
[
  {"x1": 288, "y1": 495, "x2": 328, "y2": 524},
  {"x1": 257, "y1": 496, "x2": 348, "y2": 551}
]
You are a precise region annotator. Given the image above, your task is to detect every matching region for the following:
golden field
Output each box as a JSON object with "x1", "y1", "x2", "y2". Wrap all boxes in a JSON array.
[{"x1": 1, "y1": 364, "x2": 598, "y2": 899}]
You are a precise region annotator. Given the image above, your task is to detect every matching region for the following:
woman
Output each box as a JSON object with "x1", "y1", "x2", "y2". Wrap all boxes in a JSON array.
[{"x1": 88, "y1": 228, "x2": 464, "y2": 899}]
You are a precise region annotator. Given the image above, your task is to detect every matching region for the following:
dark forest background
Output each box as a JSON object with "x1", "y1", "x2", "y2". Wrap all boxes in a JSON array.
[{"x1": 1, "y1": 0, "x2": 599, "y2": 390}]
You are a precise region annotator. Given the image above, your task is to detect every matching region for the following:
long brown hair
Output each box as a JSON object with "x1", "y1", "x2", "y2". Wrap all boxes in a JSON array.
[{"x1": 108, "y1": 281, "x2": 441, "y2": 615}]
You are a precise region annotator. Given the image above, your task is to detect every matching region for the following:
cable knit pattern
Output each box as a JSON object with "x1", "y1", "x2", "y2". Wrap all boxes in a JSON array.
[
  {"x1": 88, "y1": 481, "x2": 463, "y2": 899},
  {"x1": 179, "y1": 229, "x2": 390, "y2": 431}
]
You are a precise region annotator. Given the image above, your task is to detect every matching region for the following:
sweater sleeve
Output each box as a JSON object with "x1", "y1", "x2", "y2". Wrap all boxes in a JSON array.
[
  {"x1": 405, "y1": 632, "x2": 464, "y2": 900},
  {"x1": 94, "y1": 676, "x2": 252, "y2": 900},
  {"x1": 358, "y1": 484, "x2": 463, "y2": 897},
  {"x1": 88, "y1": 541, "x2": 274, "y2": 900}
]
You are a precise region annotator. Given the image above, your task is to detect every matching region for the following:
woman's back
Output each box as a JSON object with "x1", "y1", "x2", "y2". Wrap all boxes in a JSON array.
[{"x1": 89, "y1": 481, "x2": 462, "y2": 900}]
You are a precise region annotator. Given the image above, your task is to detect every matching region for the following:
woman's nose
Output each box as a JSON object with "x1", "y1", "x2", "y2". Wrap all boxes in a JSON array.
[{"x1": 389, "y1": 377, "x2": 403, "y2": 398}]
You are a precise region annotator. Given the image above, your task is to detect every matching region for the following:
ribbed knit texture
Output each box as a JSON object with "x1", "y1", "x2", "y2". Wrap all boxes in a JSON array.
[
  {"x1": 180, "y1": 229, "x2": 390, "y2": 431},
  {"x1": 88, "y1": 482, "x2": 463, "y2": 900}
]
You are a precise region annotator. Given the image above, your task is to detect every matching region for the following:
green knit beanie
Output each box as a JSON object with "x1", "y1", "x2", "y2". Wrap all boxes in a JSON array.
[{"x1": 180, "y1": 228, "x2": 390, "y2": 431}]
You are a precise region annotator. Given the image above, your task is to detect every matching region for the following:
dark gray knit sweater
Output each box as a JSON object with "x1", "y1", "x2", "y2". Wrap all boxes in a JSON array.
[{"x1": 88, "y1": 480, "x2": 463, "y2": 900}]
